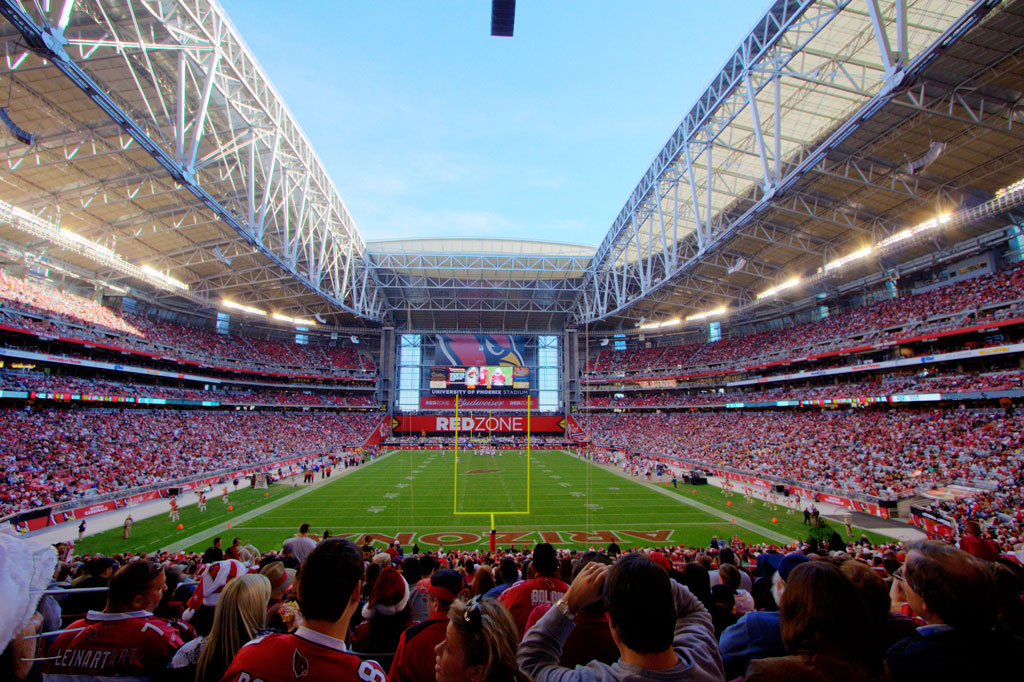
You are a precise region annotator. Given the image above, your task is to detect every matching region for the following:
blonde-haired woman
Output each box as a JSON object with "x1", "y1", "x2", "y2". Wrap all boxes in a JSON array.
[
  {"x1": 435, "y1": 597, "x2": 529, "y2": 682},
  {"x1": 184, "y1": 573, "x2": 270, "y2": 682}
]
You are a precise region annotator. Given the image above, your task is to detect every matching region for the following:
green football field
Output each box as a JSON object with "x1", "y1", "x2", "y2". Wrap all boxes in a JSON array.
[{"x1": 75, "y1": 449, "x2": 895, "y2": 556}]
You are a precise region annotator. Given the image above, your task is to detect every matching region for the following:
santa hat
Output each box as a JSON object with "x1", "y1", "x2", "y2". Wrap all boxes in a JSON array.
[
  {"x1": 361, "y1": 568, "x2": 410, "y2": 619},
  {"x1": 647, "y1": 551, "x2": 671, "y2": 573},
  {"x1": 184, "y1": 559, "x2": 246, "y2": 620}
]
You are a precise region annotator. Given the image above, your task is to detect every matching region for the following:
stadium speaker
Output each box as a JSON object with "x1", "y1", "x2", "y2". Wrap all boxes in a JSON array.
[
  {"x1": 491, "y1": 0, "x2": 515, "y2": 37},
  {"x1": 0, "y1": 107, "x2": 34, "y2": 146},
  {"x1": 774, "y1": 484, "x2": 788, "y2": 495}
]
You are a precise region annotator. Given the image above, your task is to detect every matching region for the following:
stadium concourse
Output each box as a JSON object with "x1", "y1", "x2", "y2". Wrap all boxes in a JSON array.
[{"x1": 4, "y1": 0, "x2": 1024, "y2": 680}]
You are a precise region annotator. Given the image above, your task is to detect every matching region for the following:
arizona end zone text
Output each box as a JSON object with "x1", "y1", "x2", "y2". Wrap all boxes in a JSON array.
[{"x1": 326, "y1": 530, "x2": 676, "y2": 546}]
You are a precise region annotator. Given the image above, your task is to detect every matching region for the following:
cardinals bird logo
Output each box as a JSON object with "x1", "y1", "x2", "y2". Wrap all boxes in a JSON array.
[
  {"x1": 293, "y1": 649, "x2": 309, "y2": 677},
  {"x1": 436, "y1": 334, "x2": 526, "y2": 367}
]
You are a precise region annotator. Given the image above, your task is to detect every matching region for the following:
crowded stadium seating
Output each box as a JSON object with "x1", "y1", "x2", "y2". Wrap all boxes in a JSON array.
[
  {"x1": 0, "y1": 410, "x2": 378, "y2": 516},
  {"x1": 0, "y1": 272, "x2": 375, "y2": 377},
  {"x1": 584, "y1": 260, "x2": 1024, "y2": 375},
  {"x1": 582, "y1": 408, "x2": 1024, "y2": 500}
]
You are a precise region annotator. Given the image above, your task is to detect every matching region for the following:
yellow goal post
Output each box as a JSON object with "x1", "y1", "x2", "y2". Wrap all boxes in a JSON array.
[{"x1": 452, "y1": 394, "x2": 532, "y2": 532}]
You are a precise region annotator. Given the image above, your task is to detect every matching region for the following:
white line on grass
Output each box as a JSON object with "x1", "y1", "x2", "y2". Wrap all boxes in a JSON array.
[
  {"x1": 589, "y1": 458, "x2": 794, "y2": 545},
  {"x1": 163, "y1": 451, "x2": 398, "y2": 552}
]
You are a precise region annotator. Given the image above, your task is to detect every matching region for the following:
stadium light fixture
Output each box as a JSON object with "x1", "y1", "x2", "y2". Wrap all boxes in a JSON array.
[
  {"x1": 821, "y1": 246, "x2": 873, "y2": 274},
  {"x1": 271, "y1": 312, "x2": 315, "y2": 327},
  {"x1": 877, "y1": 214, "x2": 945, "y2": 250},
  {"x1": 686, "y1": 306, "x2": 727, "y2": 322},
  {"x1": 140, "y1": 265, "x2": 189, "y2": 291},
  {"x1": 639, "y1": 318, "x2": 681, "y2": 330},
  {"x1": 99, "y1": 281, "x2": 128, "y2": 294},
  {"x1": 222, "y1": 299, "x2": 266, "y2": 317},
  {"x1": 757, "y1": 277, "x2": 801, "y2": 300},
  {"x1": 59, "y1": 228, "x2": 115, "y2": 257},
  {"x1": 995, "y1": 177, "x2": 1024, "y2": 199}
]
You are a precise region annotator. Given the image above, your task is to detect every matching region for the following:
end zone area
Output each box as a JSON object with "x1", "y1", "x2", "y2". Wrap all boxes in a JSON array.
[{"x1": 75, "y1": 449, "x2": 898, "y2": 555}]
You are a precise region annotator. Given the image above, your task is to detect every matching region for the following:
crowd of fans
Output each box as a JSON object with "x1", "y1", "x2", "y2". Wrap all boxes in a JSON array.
[
  {"x1": 583, "y1": 368, "x2": 1024, "y2": 407},
  {"x1": 0, "y1": 272, "x2": 375, "y2": 378},
  {"x1": 0, "y1": 372, "x2": 378, "y2": 408},
  {"x1": 582, "y1": 408, "x2": 1024, "y2": 500},
  {"x1": 585, "y1": 260, "x2": 1024, "y2": 376},
  {"x1": 921, "y1": 462, "x2": 1024, "y2": 557},
  {"x1": 0, "y1": 409, "x2": 379, "y2": 516},
  {"x1": 3, "y1": 525, "x2": 1021, "y2": 682}
]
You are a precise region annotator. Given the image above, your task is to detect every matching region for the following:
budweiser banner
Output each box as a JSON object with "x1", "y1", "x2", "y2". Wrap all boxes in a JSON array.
[{"x1": 419, "y1": 396, "x2": 534, "y2": 409}]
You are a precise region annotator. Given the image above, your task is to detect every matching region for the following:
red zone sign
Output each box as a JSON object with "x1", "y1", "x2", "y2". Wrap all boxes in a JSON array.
[{"x1": 392, "y1": 415, "x2": 568, "y2": 433}]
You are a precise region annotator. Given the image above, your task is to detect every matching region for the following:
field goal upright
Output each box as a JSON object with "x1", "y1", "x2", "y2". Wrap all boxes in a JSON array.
[
  {"x1": 452, "y1": 394, "x2": 532, "y2": 537},
  {"x1": 469, "y1": 410, "x2": 494, "y2": 443}
]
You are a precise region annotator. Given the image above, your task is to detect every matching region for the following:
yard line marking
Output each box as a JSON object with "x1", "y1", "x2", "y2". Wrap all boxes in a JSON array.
[{"x1": 162, "y1": 451, "x2": 398, "y2": 551}]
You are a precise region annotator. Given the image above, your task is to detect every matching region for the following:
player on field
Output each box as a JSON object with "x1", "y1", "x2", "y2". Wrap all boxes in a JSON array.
[
  {"x1": 220, "y1": 537, "x2": 389, "y2": 682},
  {"x1": 198, "y1": 492, "x2": 207, "y2": 512},
  {"x1": 169, "y1": 497, "x2": 179, "y2": 522},
  {"x1": 221, "y1": 486, "x2": 229, "y2": 505}
]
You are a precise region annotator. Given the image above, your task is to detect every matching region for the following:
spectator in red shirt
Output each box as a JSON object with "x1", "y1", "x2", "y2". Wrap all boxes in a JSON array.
[
  {"x1": 390, "y1": 569, "x2": 464, "y2": 682},
  {"x1": 523, "y1": 551, "x2": 618, "y2": 668},
  {"x1": 499, "y1": 543, "x2": 568, "y2": 639},
  {"x1": 220, "y1": 538, "x2": 388, "y2": 682},
  {"x1": 958, "y1": 521, "x2": 1000, "y2": 562},
  {"x1": 224, "y1": 538, "x2": 242, "y2": 561},
  {"x1": 43, "y1": 560, "x2": 194, "y2": 681}
]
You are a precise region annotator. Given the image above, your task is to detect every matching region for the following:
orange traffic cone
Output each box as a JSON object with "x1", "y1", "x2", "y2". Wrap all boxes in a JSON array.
[
  {"x1": 264, "y1": 492, "x2": 269, "y2": 497},
  {"x1": 691, "y1": 489, "x2": 697, "y2": 494},
  {"x1": 726, "y1": 501, "x2": 733, "y2": 507},
  {"x1": 227, "y1": 523, "x2": 231, "y2": 529},
  {"x1": 228, "y1": 505, "x2": 233, "y2": 511},
  {"x1": 176, "y1": 523, "x2": 183, "y2": 530},
  {"x1": 771, "y1": 517, "x2": 778, "y2": 524}
]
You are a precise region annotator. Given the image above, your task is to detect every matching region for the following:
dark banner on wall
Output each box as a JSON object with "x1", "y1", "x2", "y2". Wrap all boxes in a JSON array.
[
  {"x1": 434, "y1": 334, "x2": 527, "y2": 367},
  {"x1": 392, "y1": 414, "x2": 566, "y2": 434}
]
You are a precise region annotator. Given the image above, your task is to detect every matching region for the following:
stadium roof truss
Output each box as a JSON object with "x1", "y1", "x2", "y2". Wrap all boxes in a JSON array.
[
  {"x1": 577, "y1": 0, "x2": 1024, "y2": 327},
  {"x1": 0, "y1": 0, "x2": 386, "y2": 325},
  {"x1": 367, "y1": 239, "x2": 593, "y2": 330},
  {"x1": 0, "y1": 0, "x2": 1022, "y2": 334}
]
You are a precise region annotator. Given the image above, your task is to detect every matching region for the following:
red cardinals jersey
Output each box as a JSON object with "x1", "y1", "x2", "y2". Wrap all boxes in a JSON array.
[
  {"x1": 389, "y1": 613, "x2": 447, "y2": 682},
  {"x1": 499, "y1": 576, "x2": 568, "y2": 639},
  {"x1": 221, "y1": 626, "x2": 388, "y2": 682},
  {"x1": 43, "y1": 610, "x2": 193, "y2": 682}
]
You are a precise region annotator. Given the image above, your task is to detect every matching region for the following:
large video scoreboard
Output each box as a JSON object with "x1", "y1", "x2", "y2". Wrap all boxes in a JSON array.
[
  {"x1": 402, "y1": 334, "x2": 551, "y2": 410},
  {"x1": 428, "y1": 365, "x2": 530, "y2": 396}
]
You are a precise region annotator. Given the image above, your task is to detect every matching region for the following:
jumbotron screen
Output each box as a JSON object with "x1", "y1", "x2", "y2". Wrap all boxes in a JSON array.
[{"x1": 429, "y1": 365, "x2": 530, "y2": 396}]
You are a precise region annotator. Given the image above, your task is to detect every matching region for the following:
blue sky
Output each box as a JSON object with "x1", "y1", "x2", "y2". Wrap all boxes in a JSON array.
[{"x1": 218, "y1": 0, "x2": 770, "y2": 246}]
